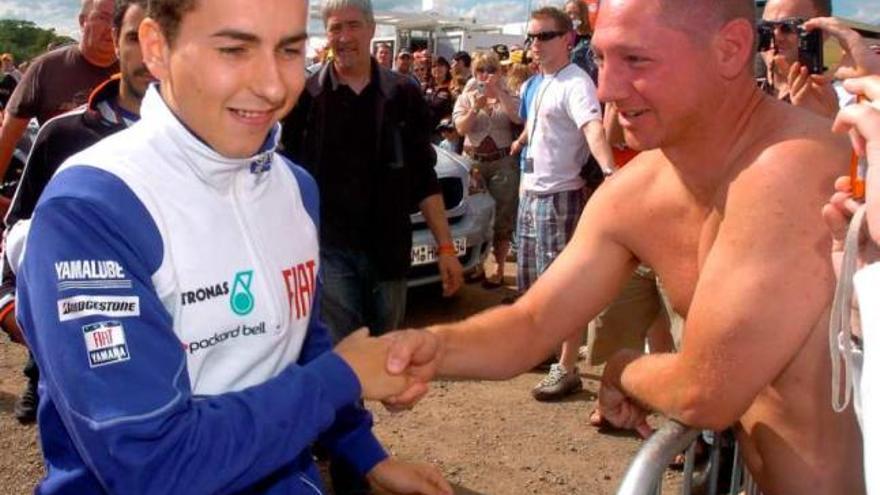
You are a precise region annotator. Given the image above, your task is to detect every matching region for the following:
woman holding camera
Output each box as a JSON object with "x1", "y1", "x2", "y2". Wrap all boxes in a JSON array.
[{"x1": 453, "y1": 51, "x2": 522, "y2": 288}]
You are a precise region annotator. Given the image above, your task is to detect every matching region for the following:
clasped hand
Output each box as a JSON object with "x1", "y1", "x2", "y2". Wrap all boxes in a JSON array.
[{"x1": 334, "y1": 328, "x2": 443, "y2": 408}]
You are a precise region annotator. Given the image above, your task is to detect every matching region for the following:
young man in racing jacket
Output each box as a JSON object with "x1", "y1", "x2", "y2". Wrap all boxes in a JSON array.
[
  {"x1": 0, "y1": 0, "x2": 154, "y2": 425},
  {"x1": 14, "y1": 1, "x2": 451, "y2": 494}
]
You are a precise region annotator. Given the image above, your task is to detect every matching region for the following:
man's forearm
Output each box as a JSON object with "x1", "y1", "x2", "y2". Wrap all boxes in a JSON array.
[
  {"x1": 585, "y1": 120, "x2": 616, "y2": 173},
  {"x1": 610, "y1": 350, "x2": 734, "y2": 430},
  {"x1": 418, "y1": 194, "x2": 453, "y2": 247},
  {"x1": 0, "y1": 115, "x2": 29, "y2": 180},
  {"x1": 429, "y1": 303, "x2": 554, "y2": 380}
]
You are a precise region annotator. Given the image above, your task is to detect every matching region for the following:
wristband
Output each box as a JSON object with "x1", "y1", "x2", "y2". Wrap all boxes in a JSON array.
[{"x1": 438, "y1": 243, "x2": 457, "y2": 256}]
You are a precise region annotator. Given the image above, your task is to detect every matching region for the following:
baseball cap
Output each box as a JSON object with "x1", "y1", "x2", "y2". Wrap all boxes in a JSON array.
[{"x1": 436, "y1": 117, "x2": 455, "y2": 131}]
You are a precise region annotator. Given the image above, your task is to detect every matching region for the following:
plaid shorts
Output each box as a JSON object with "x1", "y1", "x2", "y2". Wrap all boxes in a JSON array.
[{"x1": 516, "y1": 189, "x2": 586, "y2": 291}]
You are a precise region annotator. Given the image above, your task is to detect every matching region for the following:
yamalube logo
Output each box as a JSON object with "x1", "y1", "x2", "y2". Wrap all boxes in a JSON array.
[
  {"x1": 181, "y1": 270, "x2": 255, "y2": 316},
  {"x1": 230, "y1": 270, "x2": 255, "y2": 316}
]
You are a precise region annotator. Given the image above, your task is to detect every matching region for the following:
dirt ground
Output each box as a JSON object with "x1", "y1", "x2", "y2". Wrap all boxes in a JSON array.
[{"x1": 0, "y1": 262, "x2": 673, "y2": 495}]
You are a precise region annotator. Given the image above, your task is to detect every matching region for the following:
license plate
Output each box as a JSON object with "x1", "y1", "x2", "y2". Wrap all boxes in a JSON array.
[{"x1": 411, "y1": 238, "x2": 467, "y2": 266}]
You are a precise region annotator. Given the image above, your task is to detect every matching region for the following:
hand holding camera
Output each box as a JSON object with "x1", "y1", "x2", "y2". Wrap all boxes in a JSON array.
[
  {"x1": 757, "y1": 16, "x2": 823, "y2": 74},
  {"x1": 803, "y1": 17, "x2": 880, "y2": 80}
]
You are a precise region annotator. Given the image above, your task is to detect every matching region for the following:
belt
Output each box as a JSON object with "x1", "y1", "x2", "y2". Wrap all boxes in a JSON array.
[{"x1": 465, "y1": 147, "x2": 510, "y2": 162}]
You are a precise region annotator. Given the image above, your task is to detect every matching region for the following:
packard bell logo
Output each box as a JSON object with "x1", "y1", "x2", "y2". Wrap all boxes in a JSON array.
[{"x1": 230, "y1": 270, "x2": 255, "y2": 316}]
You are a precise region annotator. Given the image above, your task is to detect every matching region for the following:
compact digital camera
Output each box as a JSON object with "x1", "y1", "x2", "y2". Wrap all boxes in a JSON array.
[{"x1": 756, "y1": 18, "x2": 824, "y2": 74}]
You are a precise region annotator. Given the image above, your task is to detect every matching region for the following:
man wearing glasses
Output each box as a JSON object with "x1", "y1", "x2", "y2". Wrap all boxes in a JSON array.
[
  {"x1": 758, "y1": 0, "x2": 844, "y2": 117},
  {"x1": 510, "y1": 6, "x2": 615, "y2": 401}
]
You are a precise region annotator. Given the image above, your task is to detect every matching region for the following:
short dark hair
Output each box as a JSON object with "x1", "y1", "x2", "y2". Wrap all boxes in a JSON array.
[
  {"x1": 658, "y1": 0, "x2": 756, "y2": 40},
  {"x1": 451, "y1": 51, "x2": 471, "y2": 68},
  {"x1": 530, "y1": 6, "x2": 573, "y2": 33},
  {"x1": 147, "y1": 0, "x2": 198, "y2": 44},
  {"x1": 114, "y1": 0, "x2": 148, "y2": 40}
]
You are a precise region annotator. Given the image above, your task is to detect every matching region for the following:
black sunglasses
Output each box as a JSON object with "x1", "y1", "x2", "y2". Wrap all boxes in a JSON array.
[
  {"x1": 475, "y1": 66, "x2": 498, "y2": 74},
  {"x1": 525, "y1": 30, "x2": 567, "y2": 44},
  {"x1": 757, "y1": 17, "x2": 805, "y2": 36}
]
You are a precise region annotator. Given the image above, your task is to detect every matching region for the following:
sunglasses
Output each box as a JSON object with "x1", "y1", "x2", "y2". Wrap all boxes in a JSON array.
[
  {"x1": 525, "y1": 30, "x2": 567, "y2": 44},
  {"x1": 475, "y1": 66, "x2": 498, "y2": 74},
  {"x1": 757, "y1": 17, "x2": 805, "y2": 36}
]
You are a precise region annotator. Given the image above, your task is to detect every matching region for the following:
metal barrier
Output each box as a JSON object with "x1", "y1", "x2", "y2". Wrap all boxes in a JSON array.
[{"x1": 616, "y1": 421, "x2": 758, "y2": 495}]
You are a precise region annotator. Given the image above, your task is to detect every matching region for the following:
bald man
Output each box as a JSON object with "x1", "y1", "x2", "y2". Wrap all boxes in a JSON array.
[{"x1": 383, "y1": 1, "x2": 864, "y2": 493}]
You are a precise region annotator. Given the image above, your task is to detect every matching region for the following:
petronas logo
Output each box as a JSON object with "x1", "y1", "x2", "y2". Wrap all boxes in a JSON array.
[{"x1": 230, "y1": 270, "x2": 255, "y2": 316}]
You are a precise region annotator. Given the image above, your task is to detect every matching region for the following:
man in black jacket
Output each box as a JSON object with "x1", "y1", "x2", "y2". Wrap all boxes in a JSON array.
[
  {"x1": 1, "y1": 0, "x2": 152, "y2": 424},
  {"x1": 282, "y1": 0, "x2": 462, "y2": 346}
]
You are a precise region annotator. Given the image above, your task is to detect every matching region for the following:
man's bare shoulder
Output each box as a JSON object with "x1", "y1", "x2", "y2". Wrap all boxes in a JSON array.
[
  {"x1": 720, "y1": 99, "x2": 847, "y2": 257},
  {"x1": 735, "y1": 99, "x2": 849, "y2": 192}
]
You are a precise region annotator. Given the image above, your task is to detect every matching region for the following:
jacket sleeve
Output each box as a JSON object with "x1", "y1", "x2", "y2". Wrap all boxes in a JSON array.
[
  {"x1": 402, "y1": 82, "x2": 440, "y2": 206},
  {"x1": 17, "y1": 166, "x2": 364, "y2": 494},
  {"x1": 287, "y1": 159, "x2": 389, "y2": 475}
]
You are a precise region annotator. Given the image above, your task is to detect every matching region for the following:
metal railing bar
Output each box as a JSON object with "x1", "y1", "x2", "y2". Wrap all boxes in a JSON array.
[{"x1": 617, "y1": 421, "x2": 701, "y2": 495}]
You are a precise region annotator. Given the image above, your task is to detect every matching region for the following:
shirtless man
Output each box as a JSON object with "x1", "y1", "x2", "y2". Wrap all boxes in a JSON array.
[{"x1": 382, "y1": 0, "x2": 864, "y2": 493}]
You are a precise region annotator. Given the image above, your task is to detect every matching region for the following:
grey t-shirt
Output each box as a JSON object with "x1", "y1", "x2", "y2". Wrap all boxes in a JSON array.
[{"x1": 6, "y1": 45, "x2": 118, "y2": 125}]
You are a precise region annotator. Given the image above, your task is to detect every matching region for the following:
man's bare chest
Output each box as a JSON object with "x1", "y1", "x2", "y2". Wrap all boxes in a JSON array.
[{"x1": 626, "y1": 205, "x2": 723, "y2": 317}]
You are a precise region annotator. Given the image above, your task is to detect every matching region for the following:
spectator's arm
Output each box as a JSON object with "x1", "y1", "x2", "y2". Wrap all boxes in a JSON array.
[
  {"x1": 494, "y1": 87, "x2": 522, "y2": 125},
  {"x1": 0, "y1": 115, "x2": 29, "y2": 180},
  {"x1": 452, "y1": 91, "x2": 478, "y2": 135},
  {"x1": 419, "y1": 193, "x2": 463, "y2": 296},
  {"x1": 583, "y1": 120, "x2": 616, "y2": 174}
]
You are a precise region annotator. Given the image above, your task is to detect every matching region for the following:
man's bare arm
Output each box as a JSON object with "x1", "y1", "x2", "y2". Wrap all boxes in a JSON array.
[
  {"x1": 583, "y1": 120, "x2": 616, "y2": 174},
  {"x1": 606, "y1": 138, "x2": 846, "y2": 430},
  {"x1": 428, "y1": 180, "x2": 638, "y2": 379},
  {"x1": 418, "y1": 193, "x2": 463, "y2": 296},
  {"x1": 0, "y1": 115, "x2": 29, "y2": 179}
]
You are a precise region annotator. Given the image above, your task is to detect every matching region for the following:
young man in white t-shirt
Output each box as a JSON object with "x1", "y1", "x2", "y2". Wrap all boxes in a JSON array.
[{"x1": 509, "y1": 6, "x2": 614, "y2": 401}]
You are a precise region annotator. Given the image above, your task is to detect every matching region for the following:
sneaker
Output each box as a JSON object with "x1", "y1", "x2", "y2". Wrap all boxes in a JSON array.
[
  {"x1": 531, "y1": 363, "x2": 582, "y2": 401},
  {"x1": 14, "y1": 379, "x2": 38, "y2": 425}
]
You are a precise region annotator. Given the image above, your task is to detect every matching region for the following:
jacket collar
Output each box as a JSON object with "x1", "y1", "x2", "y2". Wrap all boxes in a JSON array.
[{"x1": 138, "y1": 85, "x2": 280, "y2": 192}]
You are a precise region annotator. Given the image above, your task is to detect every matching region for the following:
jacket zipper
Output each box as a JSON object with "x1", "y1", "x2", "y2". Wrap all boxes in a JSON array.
[{"x1": 230, "y1": 169, "x2": 286, "y2": 335}]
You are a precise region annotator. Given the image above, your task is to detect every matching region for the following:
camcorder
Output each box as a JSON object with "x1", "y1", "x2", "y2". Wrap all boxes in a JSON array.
[{"x1": 757, "y1": 17, "x2": 824, "y2": 74}]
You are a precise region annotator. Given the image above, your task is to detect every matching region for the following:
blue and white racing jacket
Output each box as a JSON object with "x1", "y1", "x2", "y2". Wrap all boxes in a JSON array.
[{"x1": 16, "y1": 87, "x2": 387, "y2": 494}]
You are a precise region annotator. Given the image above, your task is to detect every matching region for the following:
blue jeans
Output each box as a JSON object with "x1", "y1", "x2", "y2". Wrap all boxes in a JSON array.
[{"x1": 320, "y1": 248, "x2": 407, "y2": 342}]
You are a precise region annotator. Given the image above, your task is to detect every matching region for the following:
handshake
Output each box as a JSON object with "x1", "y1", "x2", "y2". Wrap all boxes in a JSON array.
[{"x1": 334, "y1": 328, "x2": 443, "y2": 408}]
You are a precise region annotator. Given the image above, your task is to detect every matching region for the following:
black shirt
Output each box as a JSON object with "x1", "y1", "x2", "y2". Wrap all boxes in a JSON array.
[
  {"x1": 281, "y1": 61, "x2": 440, "y2": 280},
  {"x1": 321, "y1": 80, "x2": 378, "y2": 250}
]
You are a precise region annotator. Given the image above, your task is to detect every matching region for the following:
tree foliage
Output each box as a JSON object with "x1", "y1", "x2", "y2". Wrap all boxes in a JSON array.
[{"x1": 0, "y1": 19, "x2": 76, "y2": 64}]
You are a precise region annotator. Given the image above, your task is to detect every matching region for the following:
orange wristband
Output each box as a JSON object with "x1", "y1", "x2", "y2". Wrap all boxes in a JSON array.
[{"x1": 437, "y1": 243, "x2": 457, "y2": 256}]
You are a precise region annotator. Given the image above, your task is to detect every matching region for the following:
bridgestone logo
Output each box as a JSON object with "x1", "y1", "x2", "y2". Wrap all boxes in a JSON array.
[{"x1": 58, "y1": 296, "x2": 141, "y2": 322}]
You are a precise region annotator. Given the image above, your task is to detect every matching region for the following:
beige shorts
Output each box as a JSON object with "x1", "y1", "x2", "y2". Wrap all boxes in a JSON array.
[{"x1": 587, "y1": 265, "x2": 666, "y2": 365}]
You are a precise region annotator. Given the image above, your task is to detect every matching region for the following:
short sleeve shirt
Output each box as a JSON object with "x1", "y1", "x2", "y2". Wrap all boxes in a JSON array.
[
  {"x1": 6, "y1": 45, "x2": 118, "y2": 125},
  {"x1": 524, "y1": 64, "x2": 602, "y2": 194}
]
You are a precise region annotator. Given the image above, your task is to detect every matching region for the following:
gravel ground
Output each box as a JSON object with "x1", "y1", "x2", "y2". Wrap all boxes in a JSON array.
[{"x1": 0, "y1": 263, "x2": 681, "y2": 494}]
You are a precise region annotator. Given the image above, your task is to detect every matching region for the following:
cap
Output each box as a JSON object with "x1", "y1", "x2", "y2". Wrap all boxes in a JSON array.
[
  {"x1": 492, "y1": 44, "x2": 510, "y2": 61},
  {"x1": 397, "y1": 49, "x2": 412, "y2": 58},
  {"x1": 436, "y1": 117, "x2": 455, "y2": 131},
  {"x1": 501, "y1": 49, "x2": 525, "y2": 66}
]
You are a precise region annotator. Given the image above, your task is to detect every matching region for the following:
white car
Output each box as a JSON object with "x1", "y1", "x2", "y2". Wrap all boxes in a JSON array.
[{"x1": 408, "y1": 145, "x2": 495, "y2": 288}]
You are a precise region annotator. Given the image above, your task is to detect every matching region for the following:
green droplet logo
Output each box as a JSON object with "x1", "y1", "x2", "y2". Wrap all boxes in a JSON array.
[{"x1": 230, "y1": 270, "x2": 255, "y2": 316}]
